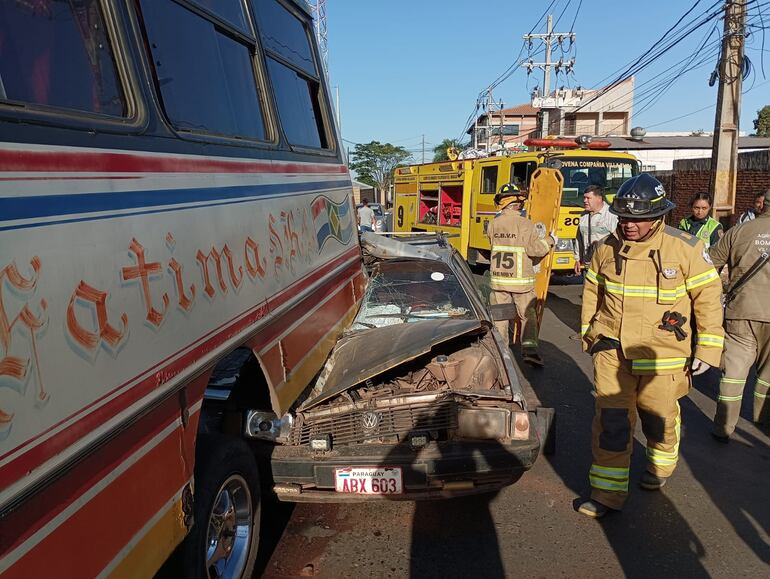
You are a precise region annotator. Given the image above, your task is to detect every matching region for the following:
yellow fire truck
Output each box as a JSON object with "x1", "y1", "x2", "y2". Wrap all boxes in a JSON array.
[{"x1": 393, "y1": 138, "x2": 640, "y2": 271}]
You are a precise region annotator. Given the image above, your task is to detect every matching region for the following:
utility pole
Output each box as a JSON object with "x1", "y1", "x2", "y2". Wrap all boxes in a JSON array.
[
  {"x1": 422, "y1": 134, "x2": 425, "y2": 164},
  {"x1": 709, "y1": 0, "x2": 746, "y2": 219},
  {"x1": 477, "y1": 89, "x2": 501, "y2": 152},
  {"x1": 485, "y1": 91, "x2": 493, "y2": 151},
  {"x1": 542, "y1": 15, "x2": 552, "y2": 136},
  {"x1": 523, "y1": 16, "x2": 576, "y2": 137},
  {"x1": 498, "y1": 99, "x2": 505, "y2": 150}
]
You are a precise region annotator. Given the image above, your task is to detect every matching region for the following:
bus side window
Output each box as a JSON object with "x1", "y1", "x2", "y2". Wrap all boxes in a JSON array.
[
  {"x1": 138, "y1": 0, "x2": 267, "y2": 140},
  {"x1": 510, "y1": 161, "x2": 537, "y2": 189},
  {"x1": 480, "y1": 166, "x2": 498, "y2": 195},
  {"x1": 0, "y1": 0, "x2": 126, "y2": 117},
  {"x1": 251, "y1": 0, "x2": 330, "y2": 150}
]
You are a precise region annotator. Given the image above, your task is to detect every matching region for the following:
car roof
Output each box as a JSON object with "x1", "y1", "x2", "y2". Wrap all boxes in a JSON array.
[{"x1": 359, "y1": 232, "x2": 455, "y2": 264}]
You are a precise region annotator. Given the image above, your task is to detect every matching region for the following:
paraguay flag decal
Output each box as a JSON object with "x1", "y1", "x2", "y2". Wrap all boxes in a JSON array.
[{"x1": 311, "y1": 195, "x2": 354, "y2": 251}]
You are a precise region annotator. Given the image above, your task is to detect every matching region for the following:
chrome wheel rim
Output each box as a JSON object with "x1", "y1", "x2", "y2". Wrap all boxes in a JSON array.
[{"x1": 205, "y1": 474, "x2": 253, "y2": 579}]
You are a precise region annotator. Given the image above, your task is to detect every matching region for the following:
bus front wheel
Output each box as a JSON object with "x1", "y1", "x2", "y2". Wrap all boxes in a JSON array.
[{"x1": 184, "y1": 434, "x2": 260, "y2": 579}]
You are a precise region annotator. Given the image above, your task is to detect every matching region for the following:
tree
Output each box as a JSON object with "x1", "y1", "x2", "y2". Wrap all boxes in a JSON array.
[
  {"x1": 432, "y1": 138, "x2": 468, "y2": 162},
  {"x1": 753, "y1": 105, "x2": 770, "y2": 137},
  {"x1": 349, "y1": 141, "x2": 412, "y2": 203}
]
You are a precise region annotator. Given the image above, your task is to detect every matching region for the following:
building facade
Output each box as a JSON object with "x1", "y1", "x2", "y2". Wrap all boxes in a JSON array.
[
  {"x1": 534, "y1": 77, "x2": 635, "y2": 138},
  {"x1": 470, "y1": 103, "x2": 540, "y2": 152},
  {"x1": 469, "y1": 77, "x2": 635, "y2": 151}
]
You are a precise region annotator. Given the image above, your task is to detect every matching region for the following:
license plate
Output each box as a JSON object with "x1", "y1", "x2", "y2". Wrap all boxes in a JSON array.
[
  {"x1": 556, "y1": 257, "x2": 570, "y2": 264},
  {"x1": 334, "y1": 467, "x2": 403, "y2": 495}
]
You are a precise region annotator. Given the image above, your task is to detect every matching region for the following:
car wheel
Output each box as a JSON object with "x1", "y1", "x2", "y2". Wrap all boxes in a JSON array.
[
  {"x1": 183, "y1": 434, "x2": 260, "y2": 579},
  {"x1": 535, "y1": 407, "x2": 556, "y2": 456}
]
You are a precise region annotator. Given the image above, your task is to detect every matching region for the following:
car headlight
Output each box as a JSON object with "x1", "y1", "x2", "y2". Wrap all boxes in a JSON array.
[
  {"x1": 244, "y1": 410, "x2": 293, "y2": 442},
  {"x1": 457, "y1": 408, "x2": 510, "y2": 440},
  {"x1": 555, "y1": 238, "x2": 575, "y2": 252}
]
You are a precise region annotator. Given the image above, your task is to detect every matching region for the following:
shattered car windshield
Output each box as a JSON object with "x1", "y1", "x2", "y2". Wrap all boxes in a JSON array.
[{"x1": 352, "y1": 259, "x2": 476, "y2": 331}]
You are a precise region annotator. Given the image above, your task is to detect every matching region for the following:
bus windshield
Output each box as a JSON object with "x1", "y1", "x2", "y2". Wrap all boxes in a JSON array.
[{"x1": 555, "y1": 157, "x2": 639, "y2": 206}]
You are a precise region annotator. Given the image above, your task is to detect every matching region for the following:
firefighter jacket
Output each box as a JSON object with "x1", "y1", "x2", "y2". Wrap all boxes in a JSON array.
[
  {"x1": 581, "y1": 222, "x2": 724, "y2": 374},
  {"x1": 488, "y1": 205, "x2": 553, "y2": 293},
  {"x1": 709, "y1": 212, "x2": 770, "y2": 322}
]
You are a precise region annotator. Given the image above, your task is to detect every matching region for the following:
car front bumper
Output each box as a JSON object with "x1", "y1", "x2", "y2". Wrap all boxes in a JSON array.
[{"x1": 268, "y1": 435, "x2": 540, "y2": 502}]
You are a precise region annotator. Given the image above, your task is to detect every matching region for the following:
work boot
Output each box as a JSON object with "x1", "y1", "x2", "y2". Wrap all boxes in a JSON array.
[
  {"x1": 522, "y1": 348, "x2": 544, "y2": 367},
  {"x1": 711, "y1": 431, "x2": 730, "y2": 444},
  {"x1": 577, "y1": 499, "x2": 610, "y2": 519},
  {"x1": 639, "y1": 471, "x2": 668, "y2": 490}
]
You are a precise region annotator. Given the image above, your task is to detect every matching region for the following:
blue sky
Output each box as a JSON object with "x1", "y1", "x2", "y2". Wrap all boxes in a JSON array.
[{"x1": 324, "y1": 0, "x2": 770, "y2": 157}]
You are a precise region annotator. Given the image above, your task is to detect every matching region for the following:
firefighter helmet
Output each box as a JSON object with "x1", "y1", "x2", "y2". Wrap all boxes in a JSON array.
[
  {"x1": 494, "y1": 183, "x2": 526, "y2": 207},
  {"x1": 609, "y1": 173, "x2": 675, "y2": 219}
]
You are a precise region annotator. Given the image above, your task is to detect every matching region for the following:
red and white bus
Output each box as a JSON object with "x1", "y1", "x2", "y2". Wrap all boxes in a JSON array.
[{"x1": 0, "y1": 1, "x2": 364, "y2": 576}]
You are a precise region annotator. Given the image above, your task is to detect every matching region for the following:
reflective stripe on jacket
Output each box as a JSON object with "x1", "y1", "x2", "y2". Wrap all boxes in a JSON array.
[
  {"x1": 487, "y1": 206, "x2": 553, "y2": 293},
  {"x1": 678, "y1": 216, "x2": 722, "y2": 248},
  {"x1": 581, "y1": 223, "x2": 724, "y2": 374}
]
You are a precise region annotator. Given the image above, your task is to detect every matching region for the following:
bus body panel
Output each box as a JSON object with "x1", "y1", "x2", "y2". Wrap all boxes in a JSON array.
[
  {"x1": 0, "y1": 145, "x2": 362, "y2": 575},
  {"x1": 0, "y1": 0, "x2": 362, "y2": 575},
  {"x1": 0, "y1": 378, "x2": 202, "y2": 578}
]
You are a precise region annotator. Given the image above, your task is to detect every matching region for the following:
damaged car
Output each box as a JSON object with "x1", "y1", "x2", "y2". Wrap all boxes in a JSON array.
[{"x1": 247, "y1": 232, "x2": 555, "y2": 501}]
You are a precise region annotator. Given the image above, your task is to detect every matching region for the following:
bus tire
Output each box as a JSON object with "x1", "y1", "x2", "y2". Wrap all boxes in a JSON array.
[{"x1": 184, "y1": 434, "x2": 260, "y2": 579}]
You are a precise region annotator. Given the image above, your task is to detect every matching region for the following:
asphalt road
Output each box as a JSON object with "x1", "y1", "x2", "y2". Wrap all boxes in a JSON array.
[{"x1": 257, "y1": 283, "x2": 770, "y2": 578}]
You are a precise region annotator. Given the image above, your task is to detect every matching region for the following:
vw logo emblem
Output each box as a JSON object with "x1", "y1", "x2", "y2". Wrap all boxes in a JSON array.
[{"x1": 361, "y1": 411, "x2": 380, "y2": 431}]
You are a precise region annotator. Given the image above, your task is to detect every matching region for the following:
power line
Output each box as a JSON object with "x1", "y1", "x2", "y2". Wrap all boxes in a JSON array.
[
  {"x1": 599, "y1": 1, "x2": 770, "y2": 134},
  {"x1": 586, "y1": 0, "x2": 720, "y2": 92},
  {"x1": 566, "y1": 0, "x2": 725, "y2": 120},
  {"x1": 577, "y1": 0, "x2": 769, "y2": 121},
  {"x1": 457, "y1": 2, "x2": 563, "y2": 140},
  {"x1": 568, "y1": 0, "x2": 583, "y2": 32},
  {"x1": 595, "y1": 23, "x2": 724, "y2": 134},
  {"x1": 553, "y1": 0, "x2": 574, "y2": 29},
  {"x1": 643, "y1": 77, "x2": 770, "y2": 129}
]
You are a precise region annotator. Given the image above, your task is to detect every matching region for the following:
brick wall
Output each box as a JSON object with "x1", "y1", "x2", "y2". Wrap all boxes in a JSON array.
[{"x1": 651, "y1": 149, "x2": 770, "y2": 227}]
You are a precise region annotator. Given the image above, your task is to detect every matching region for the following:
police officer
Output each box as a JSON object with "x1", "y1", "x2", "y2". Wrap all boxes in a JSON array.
[
  {"x1": 579, "y1": 174, "x2": 724, "y2": 518},
  {"x1": 487, "y1": 183, "x2": 555, "y2": 366},
  {"x1": 709, "y1": 189, "x2": 770, "y2": 441},
  {"x1": 678, "y1": 192, "x2": 724, "y2": 248}
]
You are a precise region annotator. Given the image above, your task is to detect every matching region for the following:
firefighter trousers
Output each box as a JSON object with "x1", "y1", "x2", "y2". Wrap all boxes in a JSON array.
[
  {"x1": 714, "y1": 319, "x2": 770, "y2": 437},
  {"x1": 490, "y1": 289, "x2": 538, "y2": 351},
  {"x1": 589, "y1": 348, "x2": 690, "y2": 510}
]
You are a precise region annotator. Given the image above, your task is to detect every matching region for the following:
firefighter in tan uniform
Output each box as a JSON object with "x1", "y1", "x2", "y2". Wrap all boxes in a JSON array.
[
  {"x1": 487, "y1": 183, "x2": 555, "y2": 366},
  {"x1": 578, "y1": 174, "x2": 724, "y2": 518},
  {"x1": 709, "y1": 189, "x2": 770, "y2": 441}
]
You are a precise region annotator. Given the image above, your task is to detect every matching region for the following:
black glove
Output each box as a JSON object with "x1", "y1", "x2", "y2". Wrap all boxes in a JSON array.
[{"x1": 658, "y1": 311, "x2": 688, "y2": 342}]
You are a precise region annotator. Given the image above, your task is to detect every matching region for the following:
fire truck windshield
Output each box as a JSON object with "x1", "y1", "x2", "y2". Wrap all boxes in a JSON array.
[{"x1": 556, "y1": 157, "x2": 640, "y2": 206}]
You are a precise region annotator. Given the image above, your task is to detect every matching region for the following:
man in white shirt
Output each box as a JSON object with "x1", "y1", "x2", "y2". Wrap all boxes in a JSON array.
[
  {"x1": 737, "y1": 191, "x2": 766, "y2": 225},
  {"x1": 357, "y1": 198, "x2": 376, "y2": 232},
  {"x1": 574, "y1": 185, "x2": 618, "y2": 274}
]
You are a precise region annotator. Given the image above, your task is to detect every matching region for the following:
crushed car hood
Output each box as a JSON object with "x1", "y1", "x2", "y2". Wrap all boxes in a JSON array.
[
  {"x1": 300, "y1": 319, "x2": 485, "y2": 410},
  {"x1": 360, "y1": 231, "x2": 445, "y2": 261}
]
